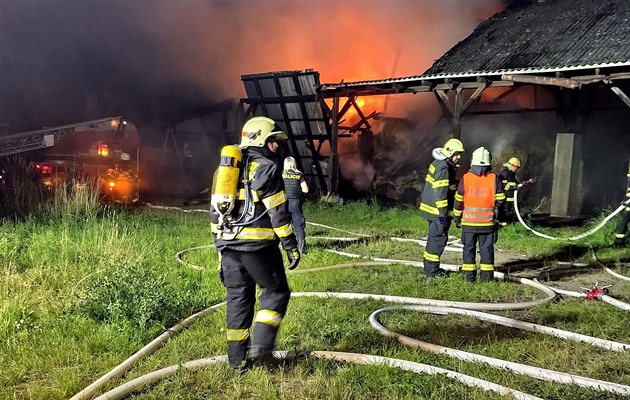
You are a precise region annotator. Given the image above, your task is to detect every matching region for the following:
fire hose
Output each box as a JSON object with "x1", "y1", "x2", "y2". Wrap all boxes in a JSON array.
[
  {"x1": 534, "y1": 279, "x2": 630, "y2": 312},
  {"x1": 513, "y1": 189, "x2": 630, "y2": 241},
  {"x1": 532, "y1": 249, "x2": 630, "y2": 312},
  {"x1": 71, "y1": 212, "x2": 630, "y2": 400}
]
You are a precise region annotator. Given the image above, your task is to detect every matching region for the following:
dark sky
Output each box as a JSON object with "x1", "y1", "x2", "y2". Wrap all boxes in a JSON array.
[{"x1": 0, "y1": 0, "x2": 510, "y2": 132}]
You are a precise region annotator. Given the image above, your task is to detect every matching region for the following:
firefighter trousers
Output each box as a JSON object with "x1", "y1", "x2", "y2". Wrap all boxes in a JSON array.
[
  {"x1": 614, "y1": 210, "x2": 630, "y2": 245},
  {"x1": 423, "y1": 217, "x2": 451, "y2": 276},
  {"x1": 219, "y1": 245, "x2": 291, "y2": 369},
  {"x1": 498, "y1": 202, "x2": 516, "y2": 224},
  {"x1": 288, "y1": 198, "x2": 307, "y2": 253},
  {"x1": 461, "y1": 230, "x2": 495, "y2": 282}
]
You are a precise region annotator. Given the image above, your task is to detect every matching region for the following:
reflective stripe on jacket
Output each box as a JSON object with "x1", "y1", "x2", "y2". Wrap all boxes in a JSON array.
[
  {"x1": 499, "y1": 168, "x2": 518, "y2": 202},
  {"x1": 210, "y1": 149, "x2": 298, "y2": 252},
  {"x1": 419, "y1": 158, "x2": 458, "y2": 220},
  {"x1": 454, "y1": 170, "x2": 506, "y2": 229}
]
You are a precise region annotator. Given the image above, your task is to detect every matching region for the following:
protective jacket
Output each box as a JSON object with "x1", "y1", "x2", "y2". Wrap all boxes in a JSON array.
[
  {"x1": 211, "y1": 146, "x2": 297, "y2": 369},
  {"x1": 210, "y1": 148, "x2": 298, "y2": 252},
  {"x1": 419, "y1": 148, "x2": 458, "y2": 220},
  {"x1": 282, "y1": 170, "x2": 306, "y2": 199},
  {"x1": 499, "y1": 167, "x2": 518, "y2": 204},
  {"x1": 454, "y1": 166, "x2": 505, "y2": 233}
]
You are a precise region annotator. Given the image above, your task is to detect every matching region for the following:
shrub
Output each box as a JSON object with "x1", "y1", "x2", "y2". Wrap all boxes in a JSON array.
[{"x1": 76, "y1": 262, "x2": 181, "y2": 330}]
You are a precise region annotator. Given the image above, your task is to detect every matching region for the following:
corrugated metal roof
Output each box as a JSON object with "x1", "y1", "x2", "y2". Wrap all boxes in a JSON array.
[
  {"x1": 424, "y1": 0, "x2": 630, "y2": 77},
  {"x1": 321, "y1": 0, "x2": 630, "y2": 89}
]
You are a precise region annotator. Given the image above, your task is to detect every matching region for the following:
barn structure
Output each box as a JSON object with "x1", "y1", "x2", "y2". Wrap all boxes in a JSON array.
[{"x1": 241, "y1": 0, "x2": 630, "y2": 217}]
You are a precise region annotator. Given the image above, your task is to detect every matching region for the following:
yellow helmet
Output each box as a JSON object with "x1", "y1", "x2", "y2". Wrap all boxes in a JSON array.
[
  {"x1": 239, "y1": 116, "x2": 288, "y2": 148},
  {"x1": 505, "y1": 157, "x2": 521, "y2": 168},
  {"x1": 471, "y1": 146, "x2": 492, "y2": 166},
  {"x1": 442, "y1": 138, "x2": 465, "y2": 157}
]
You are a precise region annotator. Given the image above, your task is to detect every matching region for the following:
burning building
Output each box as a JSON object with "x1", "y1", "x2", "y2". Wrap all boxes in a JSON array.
[{"x1": 241, "y1": 0, "x2": 630, "y2": 217}]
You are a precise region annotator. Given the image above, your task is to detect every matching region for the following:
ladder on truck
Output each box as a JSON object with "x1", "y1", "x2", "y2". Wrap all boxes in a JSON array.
[{"x1": 0, "y1": 116, "x2": 125, "y2": 157}]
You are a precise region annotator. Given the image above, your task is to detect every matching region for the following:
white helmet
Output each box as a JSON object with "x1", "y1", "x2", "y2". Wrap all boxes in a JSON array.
[
  {"x1": 471, "y1": 146, "x2": 492, "y2": 166},
  {"x1": 239, "y1": 116, "x2": 288, "y2": 148}
]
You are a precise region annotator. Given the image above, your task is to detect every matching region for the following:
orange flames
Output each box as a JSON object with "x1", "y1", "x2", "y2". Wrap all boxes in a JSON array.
[{"x1": 324, "y1": 96, "x2": 387, "y2": 128}]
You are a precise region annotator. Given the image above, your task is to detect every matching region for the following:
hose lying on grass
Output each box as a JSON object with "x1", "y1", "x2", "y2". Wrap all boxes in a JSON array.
[
  {"x1": 91, "y1": 351, "x2": 545, "y2": 400},
  {"x1": 534, "y1": 279, "x2": 630, "y2": 312},
  {"x1": 71, "y1": 205, "x2": 630, "y2": 399},
  {"x1": 513, "y1": 190, "x2": 629, "y2": 241},
  {"x1": 528, "y1": 247, "x2": 630, "y2": 312}
]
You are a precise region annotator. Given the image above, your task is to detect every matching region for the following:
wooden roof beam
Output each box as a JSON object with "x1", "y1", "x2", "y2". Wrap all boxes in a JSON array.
[
  {"x1": 502, "y1": 74, "x2": 580, "y2": 89},
  {"x1": 610, "y1": 86, "x2": 630, "y2": 109}
]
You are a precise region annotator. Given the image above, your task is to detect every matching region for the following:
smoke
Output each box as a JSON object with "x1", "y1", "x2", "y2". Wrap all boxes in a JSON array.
[{"x1": 0, "y1": 0, "x2": 506, "y2": 132}]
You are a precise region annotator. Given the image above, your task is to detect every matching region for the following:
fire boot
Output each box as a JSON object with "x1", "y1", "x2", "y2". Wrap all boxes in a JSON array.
[
  {"x1": 245, "y1": 344, "x2": 277, "y2": 367},
  {"x1": 462, "y1": 270, "x2": 476, "y2": 283},
  {"x1": 229, "y1": 338, "x2": 252, "y2": 375},
  {"x1": 432, "y1": 268, "x2": 451, "y2": 278},
  {"x1": 480, "y1": 270, "x2": 494, "y2": 282}
]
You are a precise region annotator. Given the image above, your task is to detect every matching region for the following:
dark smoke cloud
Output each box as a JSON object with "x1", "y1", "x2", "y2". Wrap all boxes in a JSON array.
[{"x1": 0, "y1": 0, "x2": 504, "y2": 132}]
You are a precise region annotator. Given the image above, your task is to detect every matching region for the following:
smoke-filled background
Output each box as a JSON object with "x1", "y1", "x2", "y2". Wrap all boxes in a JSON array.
[
  {"x1": 7, "y1": 0, "x2": 619, "y2": 211},
  {"x1": 0, "y1": 0, "x2": 508, "y2": 131}
]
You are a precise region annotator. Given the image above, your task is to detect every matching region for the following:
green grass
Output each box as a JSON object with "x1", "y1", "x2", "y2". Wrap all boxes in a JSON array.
[{"x1": 3, "y1": 199, "x2": 630, "y2": 399}]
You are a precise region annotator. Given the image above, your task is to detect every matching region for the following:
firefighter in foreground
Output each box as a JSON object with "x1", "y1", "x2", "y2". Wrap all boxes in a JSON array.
[
  {"x1": 613, "y1": 161, "x2": 630, "y2": 247},
  {"x1": 498, "y1": 157, "x2": 521, "y2": 225},
  {"x1": 453, "y1": 146, "x2": 506, "y2": 283},
  {"x1": 210, "y1": 116, "x2": 300, "y2": 371},
  {"x1": 419, "y1": 138, "x2": 465, "y2": 277},
  {"x1": 282, "y1": 156, "x2": 309, "y2": 254}
]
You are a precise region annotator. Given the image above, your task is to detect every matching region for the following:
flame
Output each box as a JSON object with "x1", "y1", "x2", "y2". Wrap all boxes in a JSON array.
[{"x1": 324, "y1": 96, "x2": 387, "y2": 128}]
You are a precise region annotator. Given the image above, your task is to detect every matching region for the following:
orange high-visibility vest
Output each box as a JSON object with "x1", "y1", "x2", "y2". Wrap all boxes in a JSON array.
[{"x1": 462, "y1": 172, "x2": 496, "y2": 226}]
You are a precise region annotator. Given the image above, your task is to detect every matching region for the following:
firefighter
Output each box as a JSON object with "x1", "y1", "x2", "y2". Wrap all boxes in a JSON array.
[
  {"x1": 419, "y1": 138, "x2": 465, "y2": 277},
  {"x1": 453, "y1": 147, "x2": 506, "y2": 283},
  {"x1": 282, "y1": 156, "x2": 309, "y2": 254},
  {"x1": 613, "y1": 161, "x2": 630, "y2": 247},
  {"x1": 210, "y1": 116, "x2": 300, "y2": 371},
  {"x1": 498, "y1": 157, "x2": 521, "y2": 225}
]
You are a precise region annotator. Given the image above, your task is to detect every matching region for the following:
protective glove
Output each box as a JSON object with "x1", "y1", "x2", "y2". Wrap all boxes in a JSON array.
[
  {"x1": 453, "y1": 218, "x2": 461, "y2": 229},
  {"x1": 518, "y1": 178, "x2": 535, "y2": 189},
  {"x1": 435, "y1": 216, "x2": 448, "y2": 233},
  {"x1": 286, "y1": 248, "x2": 301, "y2": 270}
]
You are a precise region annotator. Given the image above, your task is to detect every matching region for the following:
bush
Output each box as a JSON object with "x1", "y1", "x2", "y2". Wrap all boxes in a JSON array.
[{"x1": 76, "y1": 262, "x2": 181, "y2": 330}]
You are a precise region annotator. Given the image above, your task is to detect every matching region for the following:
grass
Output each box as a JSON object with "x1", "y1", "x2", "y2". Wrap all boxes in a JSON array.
[{"x1": 2, "y1": 199, "x2": 630, "y2": 399}]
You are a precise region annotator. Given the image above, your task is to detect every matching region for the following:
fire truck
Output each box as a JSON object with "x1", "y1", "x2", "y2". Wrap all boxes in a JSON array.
[{"x1": 0, "y1": 116, "x2": 140, "y2": 205}]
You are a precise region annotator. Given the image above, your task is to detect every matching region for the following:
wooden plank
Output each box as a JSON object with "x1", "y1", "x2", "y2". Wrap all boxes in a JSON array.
[
  {"x1": 463, "y1": 85, "x2": 485, "y2": 112},
  {"x1": 609, "y1": 72, "x2": 630, "y2": 81},
  {"x1": 611, "y1": 86, "x2": 630, "y2": 109},
  {"x1": 435, "y1": 89, "x2": 454, "y2": 116},
  {"x1": 329, "y1": 97, "x2": 340, "y2": 195},
  {"x1": 502, "y1": 74, "x2": 580, "y2": 89}
]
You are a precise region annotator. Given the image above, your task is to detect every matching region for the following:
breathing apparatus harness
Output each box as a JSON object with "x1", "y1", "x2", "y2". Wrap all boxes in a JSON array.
[{"x1": 212, "y1": 146, "x2": 266, "y2": 240}]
